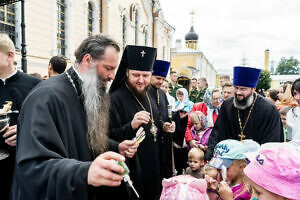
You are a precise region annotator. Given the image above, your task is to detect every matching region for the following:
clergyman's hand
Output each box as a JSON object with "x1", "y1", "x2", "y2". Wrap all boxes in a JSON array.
[
  {"x1": 163, "y1": 121, "x2": 176, "y2": 133},
  {"x1": 131, "y1": 111, "x2": 150, "y2": 130},
  {"x1": 88, "y1": 151, "x2": 125, "y2": 187},
  {"x1": 3, "y1": 125, "x2": 17, "y2": 146},
  {"x1": 118, "y1": 140, "x2": 138, "y2": 158}
]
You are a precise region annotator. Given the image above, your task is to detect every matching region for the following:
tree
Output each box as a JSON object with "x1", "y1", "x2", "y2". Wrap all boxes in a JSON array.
[
  {"x1": 275, "y1": 57, "x2": 300, "y2": 75},
  {"x1": 257, "y1": 70, "x2": 271, "y2": 91}
]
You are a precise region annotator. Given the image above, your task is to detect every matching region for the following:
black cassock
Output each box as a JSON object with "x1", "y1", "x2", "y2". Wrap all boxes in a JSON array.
[
  {"x1": 11, "y1": 68, "x2": 119, "y2": 200},
  {"x1": 148, "y1": 85, "x2": 173, "y2": 179},
  {"x1": 205, "y1": 94, "x2": 284, "y2": 160},
  {"x1": 109, "y1": 85, "x2": 166, "y2": 200},
  {"x1": 0, "y1": 71, "x2": 40, "y2": 200}
]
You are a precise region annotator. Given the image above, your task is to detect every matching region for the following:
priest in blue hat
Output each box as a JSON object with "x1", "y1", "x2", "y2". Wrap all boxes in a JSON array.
[
  {"x1": 205, "y1": 66, "x2": 284, "y2": 160},
  {"x1": 109, "y1": 46, "x2": 170, "y2": 200},
  {"x1": 148, "y1": 60, "x2": 176, "y2": 178}
]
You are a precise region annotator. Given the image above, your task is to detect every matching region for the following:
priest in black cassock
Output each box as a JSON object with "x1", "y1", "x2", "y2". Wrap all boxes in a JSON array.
[
  {"x1": 11, "y1": 35, "x2": 136, "y2": 200},
  {"x1": 0, "y1": 33, "x2": 41, "y2": 200},
  {"x1": 148, "y1": 60, "x2": 176, "y2": 178},
  {"x1": 109, "y1": 46, "x2": 171, "y2": 200},
  {"x1": 205, "y1": 66, "x2": 284, "y2": 160}
]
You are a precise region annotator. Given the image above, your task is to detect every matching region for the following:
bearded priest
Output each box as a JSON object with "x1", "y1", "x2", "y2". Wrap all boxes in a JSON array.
[{"x1": 205, "y1": 66, "x2": 284, "y2": 160}]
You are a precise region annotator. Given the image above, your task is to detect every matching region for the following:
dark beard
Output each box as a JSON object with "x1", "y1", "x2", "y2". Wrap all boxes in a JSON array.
[
  {"x1": 81, "y1": 65, "x2": 109, "y2": 156},
  {"x1": 233, "y1": 93, "x2": 254, "y2": 110},
  {"x1": 126, "y1": 79, "x2": 150, "y2": 98}
]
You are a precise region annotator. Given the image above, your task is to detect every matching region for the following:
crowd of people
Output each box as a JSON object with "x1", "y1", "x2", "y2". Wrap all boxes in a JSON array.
[{"x1": 1, "y1": 32, "x2": 299, "y2": 200}]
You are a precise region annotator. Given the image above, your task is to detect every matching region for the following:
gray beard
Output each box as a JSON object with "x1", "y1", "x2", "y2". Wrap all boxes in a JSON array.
[
  {"x1": 81, "y1": 65, "x2": 109, "y2": 156},
  {"x1": 233, "y1": 93, "x2": 254, "y2": 110}
]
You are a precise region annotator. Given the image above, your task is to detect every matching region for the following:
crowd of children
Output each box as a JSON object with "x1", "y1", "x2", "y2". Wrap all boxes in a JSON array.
[
  {"x1": 161, "y1": 139, "x2": 300, "y2": 200},
  {"x1": 160, "y1": 76, "x2": 300, "y2": 200}
]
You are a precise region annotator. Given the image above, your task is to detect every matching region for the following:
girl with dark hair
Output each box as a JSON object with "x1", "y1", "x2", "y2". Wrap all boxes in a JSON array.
[{"x1": 286, "y1": 78, "x2": 300, "y2": 141}]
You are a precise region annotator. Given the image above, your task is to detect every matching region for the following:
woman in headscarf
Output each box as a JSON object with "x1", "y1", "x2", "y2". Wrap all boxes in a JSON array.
[
  {"x1": 172, "y1": 88, "x2": 194, "y2": 174},
  {"x1": 175, "y1": 88, "x2": 194, "y2": 113},
  {"x1": 184, "y1": 88, "x2": 222, "y2": 149}
]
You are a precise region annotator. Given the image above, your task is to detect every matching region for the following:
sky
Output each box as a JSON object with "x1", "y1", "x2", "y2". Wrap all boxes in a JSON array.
[{"x1": 159, "y1": 0, "x2": 300, "y2": 71}]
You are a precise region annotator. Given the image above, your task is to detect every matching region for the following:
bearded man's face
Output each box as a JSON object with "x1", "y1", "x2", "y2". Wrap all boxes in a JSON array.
[
  {"x1": 233, "y1": 86, "x2": 255, "y2": 109},
  {"x1": 126, "y1": 69, "x2": 152, "y2": 97}
]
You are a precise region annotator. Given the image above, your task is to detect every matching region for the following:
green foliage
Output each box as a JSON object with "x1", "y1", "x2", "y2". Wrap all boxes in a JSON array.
[
  {"x1": 275, "y1": 57, "x2": 300, "y2": 75},
  {"x1": 257, "y1": 70, "x2": 271, "y2": 90}
]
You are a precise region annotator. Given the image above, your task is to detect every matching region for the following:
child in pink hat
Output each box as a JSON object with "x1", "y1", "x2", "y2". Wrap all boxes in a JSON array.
[{"x1": 244, "y1": 146, "x2": 300, "y2": 200}]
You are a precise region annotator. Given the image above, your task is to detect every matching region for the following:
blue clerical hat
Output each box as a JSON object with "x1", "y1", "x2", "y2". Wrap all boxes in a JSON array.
[
  {"x1": 233, "y1": 66, "x2": 261, "y2": 88},
  {"x1": 152, "y1": 60, "x2": 170, "y2": 78}
]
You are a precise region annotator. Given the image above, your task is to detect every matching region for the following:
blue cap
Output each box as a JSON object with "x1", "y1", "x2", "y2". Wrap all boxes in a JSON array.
[
  {"x1": 208, "y1": 139, "x2": 248, "y2": 169},
  {"x1": 152, "y1": 60, "x2": 170, "y2": 78},
  {"x1": 233, "y1": 66, "x2": 261, "y2": 88}
]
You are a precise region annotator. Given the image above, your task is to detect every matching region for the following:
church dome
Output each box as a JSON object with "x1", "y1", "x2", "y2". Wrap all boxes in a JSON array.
[{"x1": 185, "y1": 26, "x2": 198, "y2": 41}]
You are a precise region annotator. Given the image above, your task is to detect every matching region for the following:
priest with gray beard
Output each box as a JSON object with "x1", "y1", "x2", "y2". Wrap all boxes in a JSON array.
[
  {"x1": 205, "y1": 66, "x2": 284, "y2": 160},
  {"x1": 11, "y1": 35, "x2": 138, "y2": 200}
]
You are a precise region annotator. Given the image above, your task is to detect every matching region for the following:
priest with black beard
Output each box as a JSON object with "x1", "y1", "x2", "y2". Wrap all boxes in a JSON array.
[
  {"x1": 109, "y1": 46, "x2": 171, "y2": 200},
  {"x1": 11, "y1": 35, "x2": 136, "y2": 200},
  {"x1": 148, "y1": 60, "x2": 176, "y2": 178},
  {"x1": 205, "y1": 66, "x2": 284, "y2": 160}
]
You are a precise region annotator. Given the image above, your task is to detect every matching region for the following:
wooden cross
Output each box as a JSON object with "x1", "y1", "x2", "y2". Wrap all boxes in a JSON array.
[
  {"x1": 238, "y1": 132, "x2": 246, "y2": 141},
  {"x1": 140, "y1": 50, "x2": 146, "y2": 58}
]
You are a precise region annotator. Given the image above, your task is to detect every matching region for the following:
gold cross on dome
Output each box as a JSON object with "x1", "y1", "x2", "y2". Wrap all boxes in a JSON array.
[{"x1": 140, "y1": 50, "x2": 146, "y2": 58}]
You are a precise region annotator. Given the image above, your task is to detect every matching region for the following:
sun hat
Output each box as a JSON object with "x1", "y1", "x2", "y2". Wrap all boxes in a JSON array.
[
  {"x1": 244, "y1": 146, "x2": 300, "y2": 199},
  {"x1": 160, "y1": 175, "x2": 209, "y2": 200},
  {"x1": 207, "y1": 139, "x2": 248, "y2": 169},
  {"x1": 241, "y1": 139, "x2": 260, "y2": 162}
]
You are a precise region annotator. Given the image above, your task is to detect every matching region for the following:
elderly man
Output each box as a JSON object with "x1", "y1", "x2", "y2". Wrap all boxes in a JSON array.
[
  {"x1": 205, "y1": 66, "x2": 284, "y2": 160},
  {"x1": 0, "y1": 33, "x2": 41, "y2": 200},
  {"x1": 109, "y1": 46, "x2": 173, "y2": 200},
  {"x1": 12, "y1": 35, "x2": 136, "y2": 200}
]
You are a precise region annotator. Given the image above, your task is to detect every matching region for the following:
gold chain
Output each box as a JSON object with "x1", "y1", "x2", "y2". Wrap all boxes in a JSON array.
[
  {"x1": 237, "y1": 93, "x2": 258, "y2": 141},
  {"x1": 125, "y1": 83, "x2": 155, "y2": 124}
]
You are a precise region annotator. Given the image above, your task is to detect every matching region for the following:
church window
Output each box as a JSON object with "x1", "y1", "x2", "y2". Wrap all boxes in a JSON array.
[
  {"x1": 57, "y1": 0, "x2": 66, "y2": 56},
  {"x1": 0, "y1": 3, "x2": 16, "y2": 44}
]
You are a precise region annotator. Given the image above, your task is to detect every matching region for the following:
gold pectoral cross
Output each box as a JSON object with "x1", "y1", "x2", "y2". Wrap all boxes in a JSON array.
[{"x1": 238, "y1": 132, "x2": 246, "y2": 141}]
